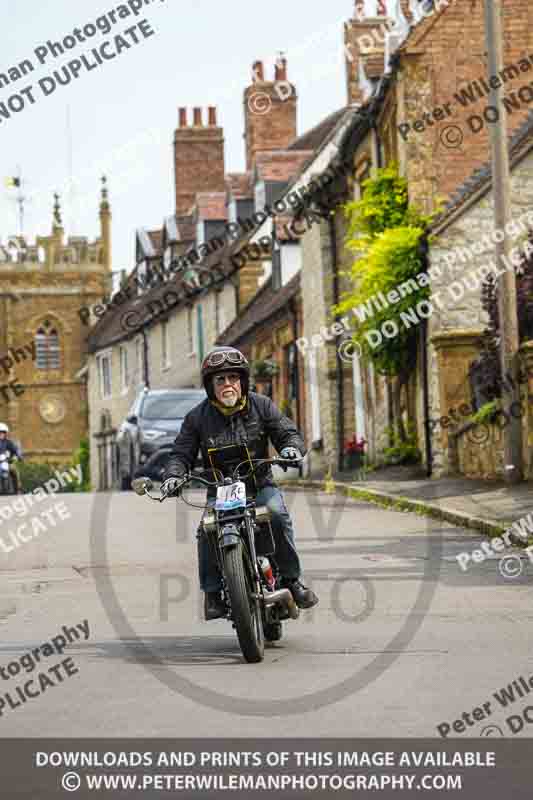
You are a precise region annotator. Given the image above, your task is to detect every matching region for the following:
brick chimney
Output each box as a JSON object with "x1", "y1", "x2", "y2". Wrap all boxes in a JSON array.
[
  {"x1": 174, "y1": 106, "x2": 225, "y2": 216},
  {"x1": 344, "y1": 0, "x2": 411, "y2": 105},
  {"x1": 243, "y1": 58, "x2": 297, "y2": 171}
]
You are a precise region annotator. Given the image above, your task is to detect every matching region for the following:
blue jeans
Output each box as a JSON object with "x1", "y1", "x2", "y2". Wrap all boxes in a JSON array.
[{"x1": 197, "y1": 486, "x2": 301, "y2": 593}]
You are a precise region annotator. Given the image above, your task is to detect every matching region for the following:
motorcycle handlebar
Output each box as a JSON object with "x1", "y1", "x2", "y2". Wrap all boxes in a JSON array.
[{"x1": 163, "y1": 456, "x2": 303, "y2": 498}]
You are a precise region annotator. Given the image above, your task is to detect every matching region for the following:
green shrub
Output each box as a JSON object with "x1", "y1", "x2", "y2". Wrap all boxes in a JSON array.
[
  {"x1": 469, "y1": 399, "x2": 500, "y2": 426},
  {"x1": 72, "y1": 437, "x2": 91, "y2": 492},
  {"x1": 17, "y1": 438, "x2": 91, "y2": 493},
  {"x1": 17, "y1": 462, "x2": 71, "y2": 493},
  {"x1": 382, "y1": 424, "x2": 421, "y2": 465}
]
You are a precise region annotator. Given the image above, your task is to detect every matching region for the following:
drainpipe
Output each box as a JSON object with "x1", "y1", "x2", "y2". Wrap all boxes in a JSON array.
[
  {"x1": 371, "y1": 121, "x2": 383, "y2": 170},
  {"x1": 142, "y1": 329, "x2": 150, "y2": 389},
  {"x1": 371, "y1": 120, "x2": 393, "y2": 443},
  {"x1": 420, "y1": 234, "x2": 433, "y2": 476},
  {"x1": 288, "y1": 297, "x2": 301, "y2": 430},
  {"x1": 329, "y1": 213, "x2": 345, "y2": 475}
]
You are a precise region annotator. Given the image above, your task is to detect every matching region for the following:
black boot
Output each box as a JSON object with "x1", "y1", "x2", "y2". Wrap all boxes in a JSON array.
[
  {"x1": 282, "y1": 578, "x2": 319, "y2": 609},
  {"x1": 204, "y1": 591, "x2": 226, "y2": 621}
]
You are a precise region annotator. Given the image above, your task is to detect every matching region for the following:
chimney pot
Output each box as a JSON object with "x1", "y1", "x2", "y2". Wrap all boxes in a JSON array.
[
  {"x1": 275, "y1": 56, "x2": 287, "y2": 82},
  {"x1": 193, "y1": 107, "x2": 202, "y2": 126},
  {"x1": 208, "y1": 106, "x2": 217, "y2": 126},
  {"x1": 179, "y1": 107, "x2": 187, "y2": 127},
  {"x1": 252, "y1": 60, "x2": 264, "y2": 82}
]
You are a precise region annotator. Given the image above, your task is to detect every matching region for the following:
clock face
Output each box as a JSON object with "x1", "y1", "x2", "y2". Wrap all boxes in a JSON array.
[{"x1": 39, "y1": 395, "x2": 66, "y2": 424}]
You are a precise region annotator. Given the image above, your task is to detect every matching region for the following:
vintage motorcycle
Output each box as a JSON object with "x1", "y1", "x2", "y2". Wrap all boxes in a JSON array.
[
  {"x1": 132, "y1": 455, "x2": 301, "y2": 663},
  {"x1": 0, "y1": 452, "x2": 15, "y2": 496}
]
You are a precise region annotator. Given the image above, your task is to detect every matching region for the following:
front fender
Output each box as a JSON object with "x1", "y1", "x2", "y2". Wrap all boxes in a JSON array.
[{"x1": 219, "y1": 525, "x2": 241, "y2": 550}]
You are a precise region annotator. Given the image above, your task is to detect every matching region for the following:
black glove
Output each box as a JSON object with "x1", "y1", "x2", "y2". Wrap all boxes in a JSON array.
[{"x1": 160, "y1": 477, "x2": 182, "y2": 498}]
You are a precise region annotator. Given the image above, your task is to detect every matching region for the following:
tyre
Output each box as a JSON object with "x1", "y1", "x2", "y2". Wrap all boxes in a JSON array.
[
  {"x1": 117, "y1": 448, "x2": 132, "y2": 491},
  {"x1": 223, "y1": 542, "x2": 264, "y2": 663}
]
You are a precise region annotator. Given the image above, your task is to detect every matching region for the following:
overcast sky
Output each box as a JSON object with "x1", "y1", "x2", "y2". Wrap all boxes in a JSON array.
[{"x1": 0, "y1": 0, "x2": 381, "y2": 271}]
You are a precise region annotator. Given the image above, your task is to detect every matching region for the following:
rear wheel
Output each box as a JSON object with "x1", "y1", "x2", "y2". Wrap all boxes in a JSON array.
[{"x1": 223, "y1": 543, "x2": 264, "y2": 663}]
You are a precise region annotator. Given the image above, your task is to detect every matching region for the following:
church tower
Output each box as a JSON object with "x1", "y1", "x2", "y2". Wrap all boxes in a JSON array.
[{"x1": 0, "y1": 180, "x2": 112, "y2": 464}]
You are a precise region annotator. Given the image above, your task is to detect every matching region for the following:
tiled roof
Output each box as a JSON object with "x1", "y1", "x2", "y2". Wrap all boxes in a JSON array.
[
  {"x1": 254, "y1": 151, "x2": 312, "y2": 183},
  {"x1": 194, "y1": 192, "x2": 227, "y2": 221},
  {"x1": 225, "y1": 172, "x2": 253, "y2": 199},
  {"x1": 165, "y1": 215, "x2": 196, "y2": 244},
  {"x1": 287, "y1": 108, "x2": 350, "y2": 152},
  {"x1": 216, "y1": 272, "x2": 300, "y2": 346},
  {"x1": 87, "y1": 226, "x2": 262, "y2": 352},
  {"x1": 433, "y1": 110, "x2": 533, "y2": 228}
]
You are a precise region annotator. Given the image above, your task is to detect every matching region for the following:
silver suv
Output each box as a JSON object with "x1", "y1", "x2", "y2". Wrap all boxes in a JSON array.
[{"x1": 116, "y1": 388, "x2": 206, "y2": 490}]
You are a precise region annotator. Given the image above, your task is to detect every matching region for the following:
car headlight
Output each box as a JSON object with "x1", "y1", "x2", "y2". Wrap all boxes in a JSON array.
[{"x1": 142, "y1": 430, "x2": 166, "y2": 440}]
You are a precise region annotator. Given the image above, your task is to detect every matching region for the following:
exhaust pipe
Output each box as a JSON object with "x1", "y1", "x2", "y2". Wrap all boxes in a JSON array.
[{"x1": 263, "y1": 588, "x2": 299, "y2": 620}]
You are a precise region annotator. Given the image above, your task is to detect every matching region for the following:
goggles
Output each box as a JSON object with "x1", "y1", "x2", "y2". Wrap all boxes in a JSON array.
[{"x1": 203, "y1": 351, "x2": 247, "y2": 369}]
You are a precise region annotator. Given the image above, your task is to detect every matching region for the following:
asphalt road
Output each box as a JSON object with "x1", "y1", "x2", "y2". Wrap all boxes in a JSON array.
[{"x1": 0, "y1": 485, "x2": 532, "y2": 738}]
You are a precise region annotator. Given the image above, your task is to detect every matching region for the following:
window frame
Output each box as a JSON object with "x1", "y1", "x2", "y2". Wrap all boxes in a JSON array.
[
  {"x1": 97, "y1": 350, "x2": 112, "y2": 399},
  {"x1": 119, "y1": 345, "x2": 129, "y2": 393},
  {"x1": 161, "y1": 319, "x2": 171, "y2": 370},
  {"x1": 35, "y1": 321, "x2": 61, "y2": 371}
]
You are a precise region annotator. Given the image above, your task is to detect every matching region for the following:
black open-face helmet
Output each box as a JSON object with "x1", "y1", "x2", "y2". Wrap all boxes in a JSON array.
[{"x1": 201, "y1": 346, "x2": 250, "y2": 400}]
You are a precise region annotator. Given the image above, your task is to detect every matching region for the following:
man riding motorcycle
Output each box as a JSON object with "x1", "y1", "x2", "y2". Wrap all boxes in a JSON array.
[
  {"x1": 0, "y1": 423, "x2": 22, "y2": 493},
  {"x1": 160, "y1": 346, "x2": 319, "y2": 621}
]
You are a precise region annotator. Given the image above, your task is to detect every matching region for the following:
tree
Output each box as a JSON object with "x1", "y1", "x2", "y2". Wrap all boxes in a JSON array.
[{"x1": 335, "y1": 164, "x2": 433, "y2": 441}]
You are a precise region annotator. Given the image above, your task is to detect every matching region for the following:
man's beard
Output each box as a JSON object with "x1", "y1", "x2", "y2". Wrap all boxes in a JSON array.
[{"x1": 220, "y1": 392, "x2": 239, "y2": 407}]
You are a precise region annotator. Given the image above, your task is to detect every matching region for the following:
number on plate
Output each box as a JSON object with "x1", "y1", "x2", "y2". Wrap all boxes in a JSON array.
[{"x1": 215, "y1": 481, "x2": 246, "y2": 510}]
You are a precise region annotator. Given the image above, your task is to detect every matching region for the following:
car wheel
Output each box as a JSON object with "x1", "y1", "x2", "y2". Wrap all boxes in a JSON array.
[{"x1": 117, "y1": 447, "x2": 132, "y2": 491}]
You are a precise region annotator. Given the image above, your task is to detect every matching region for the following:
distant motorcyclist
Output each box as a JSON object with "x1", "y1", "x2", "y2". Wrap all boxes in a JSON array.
[
  {"x1": 160, "y1": 346, "x2": 319, "y2": 621},
  {"x1": 0, "y1": 423, "x2": 22, "y2": 493}
]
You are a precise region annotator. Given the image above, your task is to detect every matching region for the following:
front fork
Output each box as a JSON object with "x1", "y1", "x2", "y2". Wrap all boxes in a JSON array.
[{"x1": 213, "y1": 510, "x2": 264, "y2": 616}]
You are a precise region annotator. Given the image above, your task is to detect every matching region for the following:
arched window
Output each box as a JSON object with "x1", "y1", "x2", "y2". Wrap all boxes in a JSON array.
[{"x1": 35, "y1": 320, "x2": 60, "y2": 369}]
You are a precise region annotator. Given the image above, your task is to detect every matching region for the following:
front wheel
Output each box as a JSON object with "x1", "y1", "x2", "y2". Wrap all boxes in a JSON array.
[{"x1": 223, "y1": 543, "x2": 264, "y2": 663}]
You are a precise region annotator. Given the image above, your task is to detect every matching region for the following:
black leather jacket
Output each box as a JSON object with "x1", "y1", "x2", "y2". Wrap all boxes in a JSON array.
[
  {"x1": 163, "y1": 392, "x2": 306, "y2": 498},
  {"x1": 0, "y1": 438, "x2": 19, "y2": 459}
]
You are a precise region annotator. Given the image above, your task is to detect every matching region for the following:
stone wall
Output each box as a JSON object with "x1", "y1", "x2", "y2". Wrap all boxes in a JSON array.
[{"x1": 427, "y1": 148, "x2": 533, "y2": 477}]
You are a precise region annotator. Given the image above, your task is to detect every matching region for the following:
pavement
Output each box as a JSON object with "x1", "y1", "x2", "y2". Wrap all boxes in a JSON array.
[
  {"x1": 285, "y1": 465, "x2": 533, "y2": 537},
  {"x1": 0, "y1": 486, "x2": 533, "y2": 739}
]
